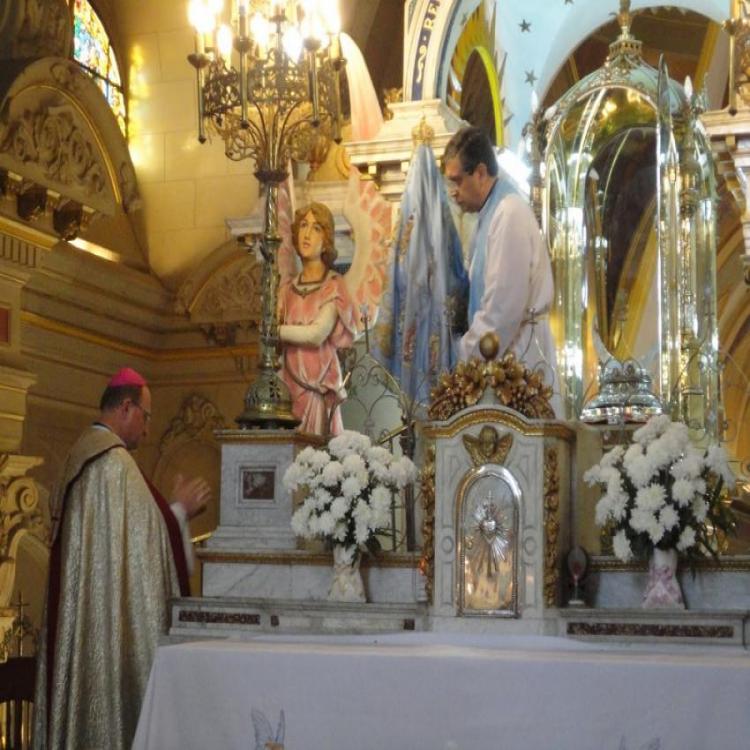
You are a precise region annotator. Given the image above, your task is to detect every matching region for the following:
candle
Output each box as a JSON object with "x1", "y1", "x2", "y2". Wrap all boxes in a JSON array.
[{"x1": 330, "y1": 31, "x2": 341, "y2": 60}]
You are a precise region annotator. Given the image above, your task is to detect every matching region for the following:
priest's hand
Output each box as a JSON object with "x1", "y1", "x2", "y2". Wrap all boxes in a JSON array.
[{"x1": 172, "y1": 474, "x2": 211, "y2": 519}]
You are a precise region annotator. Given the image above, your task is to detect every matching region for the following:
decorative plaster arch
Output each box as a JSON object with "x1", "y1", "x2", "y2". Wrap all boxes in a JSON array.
[
  {"x1": 0, "y1": 57, "x2": 139, "y2": 216},
  {"x1": 175, "y1": 239, "x2": 263, "y2": 346}
]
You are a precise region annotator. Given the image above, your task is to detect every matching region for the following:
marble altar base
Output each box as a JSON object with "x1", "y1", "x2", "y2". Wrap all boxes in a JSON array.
[
  {"x1": 170, "y1": 596, "x2": 428, "y2": 639},
  {"x1": 590, "y1": 558, "x2": 750, "y2": 610},
  {"x1": 199, "y1": 550, "x2": 425, "y2": 604},
  {"x1": 559, "y1": 607, "x2": 750, "y2": 648}
]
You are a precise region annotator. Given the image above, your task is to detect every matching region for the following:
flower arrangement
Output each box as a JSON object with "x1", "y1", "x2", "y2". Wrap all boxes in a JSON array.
[
  {"x1": 584, "y1": 415, "x2": 735, "y2": 564},
  {"x1": 284, "y1": 430, "x2": 418, "y2": 564}
]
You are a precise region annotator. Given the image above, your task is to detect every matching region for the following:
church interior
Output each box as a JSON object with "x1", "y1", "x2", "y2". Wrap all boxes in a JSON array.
[{"x1": 2, "y1": 0, "x2": 750, "y2": 747}]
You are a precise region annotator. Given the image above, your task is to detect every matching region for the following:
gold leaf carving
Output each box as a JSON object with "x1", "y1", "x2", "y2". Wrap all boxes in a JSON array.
[
  {"x1": 543, "y1": 446, "x2": 560, "y2": 607},
  {"x1": 463, "y1": 426, "x2": 513, "y2": 467},
  {"x1": 418, "y1": 442, "x2": 436, "y2": 604},
  {"x1": 428, "y1": 352, "x2": 555, "y2": 422}
]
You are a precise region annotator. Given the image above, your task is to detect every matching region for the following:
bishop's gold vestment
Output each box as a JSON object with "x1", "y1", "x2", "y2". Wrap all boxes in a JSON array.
[{"x1": 32, "y1": 427, "x2": 184, "y2": 750}]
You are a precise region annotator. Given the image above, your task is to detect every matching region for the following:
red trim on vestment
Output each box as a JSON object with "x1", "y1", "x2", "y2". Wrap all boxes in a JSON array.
[{"x1": 141, "y1": 473, "x2": 191, "y2": 597}]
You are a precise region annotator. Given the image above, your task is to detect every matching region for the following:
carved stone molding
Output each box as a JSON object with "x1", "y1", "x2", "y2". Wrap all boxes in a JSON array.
[
  {"x1": 0, "y1": 232, "x2": 43, "y2": 271},
  {"x1": 159, "y1": 395, "x2": 228, "y2": 456},
  {"x1": 0, "y1": 453, "x2": 46, "y2": 608},
  {"x1": 176, "y1": 245, "x2": 263, "y2": 346},
  {"x1": 702, "y1": 109, "x2": 750, "y2": 286},
  {"x1": 346, "y1": 99, "x2": 465, "y2": 203},
  {"x1": 0, "y1": 58, "x2": 140, "y2": 224},
  {"x1": 1, "y1": 104, "x2": 107, "y2": 206},
  {"x1": 0, "y1": 0, "x2": 72, "y2": 61}
]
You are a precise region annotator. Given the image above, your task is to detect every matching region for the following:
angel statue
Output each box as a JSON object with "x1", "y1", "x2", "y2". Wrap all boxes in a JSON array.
[{"x1": 277, "y1": 168, "x2": 392, "y2": 436}]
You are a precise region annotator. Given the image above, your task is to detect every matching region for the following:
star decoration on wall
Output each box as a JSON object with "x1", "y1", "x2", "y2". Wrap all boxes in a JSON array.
[
  {"x1": 525, "y1": 70, "x2": 538, "y2": 86},
  {"x1": 519, "y1": 19, "x2": 531, "y2": 32}
]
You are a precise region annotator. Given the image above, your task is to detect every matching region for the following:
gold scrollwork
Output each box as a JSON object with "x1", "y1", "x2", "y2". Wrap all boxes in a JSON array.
[
  {"x1": 419, "y1": 442, "x2": 436, "y2": 604},
  {"x1": 543, "y1": 446, "x2": 560, "y2": 607},
  {"x1": 428, "y1": 352, "x2": 555, "y2": 422}
]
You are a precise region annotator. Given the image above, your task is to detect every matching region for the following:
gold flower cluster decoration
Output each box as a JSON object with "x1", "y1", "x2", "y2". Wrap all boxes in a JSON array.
[{"x1": 428, "y1": 334, "x2": 555, "y2": 421}]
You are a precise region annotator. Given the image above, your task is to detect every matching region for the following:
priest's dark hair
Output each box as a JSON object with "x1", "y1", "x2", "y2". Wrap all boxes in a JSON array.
[
  {"x1": 443, "y1": 126, "x2": 498, "y2": 178},
  {"x1": 100, "y1": 385, "x2": 143, "y2": 412}
]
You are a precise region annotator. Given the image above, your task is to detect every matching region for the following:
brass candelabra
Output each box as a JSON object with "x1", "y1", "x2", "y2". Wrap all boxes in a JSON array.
[{"x1": 187, "y1": 0, "x2": 344, "y2": 427}]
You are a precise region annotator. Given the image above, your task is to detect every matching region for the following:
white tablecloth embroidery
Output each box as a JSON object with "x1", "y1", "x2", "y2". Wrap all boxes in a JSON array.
[{"x1": 133, "y1": 633, "x2": 750, "y2": 750}]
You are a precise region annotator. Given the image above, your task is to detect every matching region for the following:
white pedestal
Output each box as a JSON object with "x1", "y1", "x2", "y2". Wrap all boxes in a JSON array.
[{"x1": 205, "y1": 430, "x2": 323, "y2": 553}]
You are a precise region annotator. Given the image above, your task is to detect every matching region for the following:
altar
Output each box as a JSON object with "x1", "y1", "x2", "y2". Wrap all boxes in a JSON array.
[{"x1": 133, "y1": 633, "x2": 750, "y2": 750}]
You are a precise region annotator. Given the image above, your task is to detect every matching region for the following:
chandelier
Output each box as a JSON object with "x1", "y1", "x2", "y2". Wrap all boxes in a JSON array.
[{"x1": 187, "y1": 0, "x2": 344, "y2": 428}]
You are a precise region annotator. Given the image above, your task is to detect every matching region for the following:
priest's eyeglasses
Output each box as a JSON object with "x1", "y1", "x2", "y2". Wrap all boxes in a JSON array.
[{"x1": 131, "y1": 401, "x2": 151, "y2": 423}]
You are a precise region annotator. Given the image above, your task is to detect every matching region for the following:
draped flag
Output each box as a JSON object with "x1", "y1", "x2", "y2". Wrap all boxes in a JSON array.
[{"x1": 372, "y1": 144, "x2": 469, "y2": 405}]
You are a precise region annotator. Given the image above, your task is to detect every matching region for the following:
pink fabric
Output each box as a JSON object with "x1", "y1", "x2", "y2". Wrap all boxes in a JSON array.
[
  {"x1": 108, "y1": 367, "x2": 147, "y2": 387},
  {"x1": 280, "y1": 273, "x2": 357, "y2": 436}
]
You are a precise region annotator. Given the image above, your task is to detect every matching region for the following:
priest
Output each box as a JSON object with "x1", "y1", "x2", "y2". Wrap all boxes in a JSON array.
[
  {"x1": 443, "y1": 126, "x2": 561, "y2": 415},
  {"x1": 32, "y1": 368, "x2": 210, "y2": 750}
]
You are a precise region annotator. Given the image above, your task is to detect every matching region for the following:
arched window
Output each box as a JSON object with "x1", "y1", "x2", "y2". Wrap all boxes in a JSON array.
[{"x1": 70, "y1": 0, "x2": 127, "y2": 136}]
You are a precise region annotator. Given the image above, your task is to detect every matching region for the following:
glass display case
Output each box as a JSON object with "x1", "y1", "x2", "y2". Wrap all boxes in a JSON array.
[{"x1": 540, "y1": 3, "x2": 720, "y2": 439}]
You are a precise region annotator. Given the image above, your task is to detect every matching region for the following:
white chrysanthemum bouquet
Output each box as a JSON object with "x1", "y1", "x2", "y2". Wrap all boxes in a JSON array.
[
  {"x1": 284, "y1": 430, "x2": 418, "y2": 564},
  {"x1": 584, "y1": 415, "x2": 735, "y2": 564}
]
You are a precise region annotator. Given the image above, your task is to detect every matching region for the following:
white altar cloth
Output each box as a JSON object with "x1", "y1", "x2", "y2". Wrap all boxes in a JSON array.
[{"x1": 133, "y1": 633, "x2": 750, "y2": 750}]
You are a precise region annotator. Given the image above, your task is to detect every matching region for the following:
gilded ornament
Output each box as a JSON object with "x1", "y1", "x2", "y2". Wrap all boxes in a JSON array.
[
  {"x1": 419, "y1": 443, "x2": 436, "y2": 604},
  {"x1": 726, "y1": 1, "x2": 750, "y2": 107},
  {"x1": 543, "y1": 447, "x2": 561, "y2": 607},
  {"x1": 382, "y1": 87, "x2": 403, "y2": 121},
  {"x1": 411, "y1": 116, "x2": 435, "y2": 148},
  {"x1": 463, "y1": 426, "x2": 513, "y2": 466},
  {"x1": 478, "y1": 331, "x2": 499, "y2": 360},
  {"x1": 428, "y1": 350, "x2": 554, "y2": 421}
]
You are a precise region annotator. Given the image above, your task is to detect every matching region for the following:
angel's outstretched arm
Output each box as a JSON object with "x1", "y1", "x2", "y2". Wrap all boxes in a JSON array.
[{"x1": 280, "y1": 302, "x2": 337, "y2": 346}]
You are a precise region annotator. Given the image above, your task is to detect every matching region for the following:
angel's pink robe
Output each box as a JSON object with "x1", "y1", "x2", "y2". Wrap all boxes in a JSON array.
[{"x1": 279, "y1": 272, "x2": 357, "y2": 435}]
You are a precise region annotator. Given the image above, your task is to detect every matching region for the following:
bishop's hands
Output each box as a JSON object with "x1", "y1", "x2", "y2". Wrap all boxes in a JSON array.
[{"x1": 171, "y1": 473, "x2": 211, "y2": 519}]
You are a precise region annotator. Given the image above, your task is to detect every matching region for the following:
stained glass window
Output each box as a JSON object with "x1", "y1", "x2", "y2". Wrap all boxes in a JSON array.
[{"x1": 70, "y1": 0, "x2": 127, "y2": 136}]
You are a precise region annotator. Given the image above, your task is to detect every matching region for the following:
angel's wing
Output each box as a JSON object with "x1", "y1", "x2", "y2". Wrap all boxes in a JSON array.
[
  {"x1": 275, "y1": 710, "x2": 285, "y2": 743},
  {"x1": 251, "y1": 708, "x2": 274, "y2": 750},
  {"x1": 275, "y1": 169, "x2": 299, "y2": 283},
  {"x1": 343, "y1": 166, "x2": 393, "y2": 331}
]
